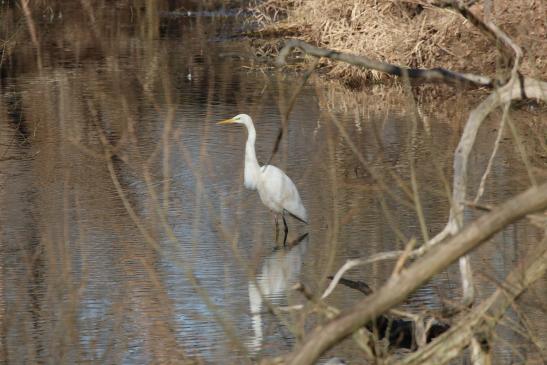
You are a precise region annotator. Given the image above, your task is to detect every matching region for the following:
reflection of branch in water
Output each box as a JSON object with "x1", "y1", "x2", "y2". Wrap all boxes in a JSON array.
[{"x1": 247, "y1": 233, "x2": 309, "y2": 353}]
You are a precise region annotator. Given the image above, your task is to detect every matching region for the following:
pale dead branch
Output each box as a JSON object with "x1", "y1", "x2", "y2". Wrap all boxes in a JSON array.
[
  {"x1": 276, "y1": 39, "x2": 494, "y2": 87},
  {"x1": 20, "y1": 0, "x2": 42, "y2": 70},
  {"x1": 446, "y1": 75, "x2": 547, "y2": 307},
  {"x1": 472, "y1": 102, "x2": 508, "y2": 204},
  {"x1": 321, "y1": 250, "x2": 404, "y2": 300}
]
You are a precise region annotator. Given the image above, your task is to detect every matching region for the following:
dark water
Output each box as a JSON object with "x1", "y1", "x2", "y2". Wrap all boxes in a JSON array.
[{"x1": 1, "y1": 3, "x2": 545, "y2": 364}]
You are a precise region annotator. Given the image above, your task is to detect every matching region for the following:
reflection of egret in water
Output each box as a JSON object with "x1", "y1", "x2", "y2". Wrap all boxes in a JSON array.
[{"x1": 247, "y1": 233, "x2": 309, "y2": 353}]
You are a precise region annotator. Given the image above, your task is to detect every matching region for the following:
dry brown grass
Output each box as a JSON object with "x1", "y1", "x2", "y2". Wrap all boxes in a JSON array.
[{"x1": 251, "y1": 0, "x2": 546, "y2": 87}]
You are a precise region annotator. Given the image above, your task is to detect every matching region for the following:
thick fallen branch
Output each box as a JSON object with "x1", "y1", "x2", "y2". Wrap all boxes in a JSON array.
[
  {"x1": 283, "y1": 182, "x2": 547, "y2": 365},
  {"x1": 394, "y1": 238, "x2": 547, "y2": 365},
  {"x1": 275, "y1": 39, "x2": 494, "y2": 87}
]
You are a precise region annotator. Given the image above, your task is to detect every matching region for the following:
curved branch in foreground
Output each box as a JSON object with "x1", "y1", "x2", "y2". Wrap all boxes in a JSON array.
[
  {"x1": 275, "y1": 39, "x2": 494, "y2": 87},
  {"x1": 283, "y1": 182, "x2": 547, "y2": 365}
]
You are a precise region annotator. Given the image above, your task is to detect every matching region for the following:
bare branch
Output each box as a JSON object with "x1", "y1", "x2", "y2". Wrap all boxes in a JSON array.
[
  {"x1": 283, "y1": 182, "x2": 547, "y2": 365},
  {"x1": 276, "y1": 39, "x2": 494, "y2": 87},
  {"x1": 392, "y1": 238, "x2": 417, "y2": 277},
  {"x1": 446, "y1": 75, "x2": 546, "y2": 306},
  {"x1": 472, "y1": 103, "x2": 508, "y2": 204},
  {"x1": 268, "y1": 58, "x2": 318, "y2": 163},
  {"x1": 321, "y1": 251, "x2": 404, "y2": 300},
  {"x1": 20, "y1": 0, "x2": 42, "y2": 70},
  {"x1": 448, "y1": 78, "x2": 547, "y2": 233},
  {"x1": 394, "y1": 238, "x2": 547, "y2": 365}
]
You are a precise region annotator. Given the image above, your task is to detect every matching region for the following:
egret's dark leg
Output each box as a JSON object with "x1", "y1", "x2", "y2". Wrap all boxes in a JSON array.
[
  {"x1": 274, "y1": 214, "x2": 279, "y2": 242},
  {"x1": 282, "y1": 214, "x2": 289, "y2": 246}
]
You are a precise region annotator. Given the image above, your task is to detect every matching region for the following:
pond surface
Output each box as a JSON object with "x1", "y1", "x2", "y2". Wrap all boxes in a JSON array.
[{"x1": 1, "y1": 2, "x2": 545, "y2": 364}]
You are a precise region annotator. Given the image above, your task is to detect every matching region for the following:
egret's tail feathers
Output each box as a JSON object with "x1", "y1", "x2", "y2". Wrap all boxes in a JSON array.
[{"x1": 287, "y1": 210, "x2": 308, "y2": 225}]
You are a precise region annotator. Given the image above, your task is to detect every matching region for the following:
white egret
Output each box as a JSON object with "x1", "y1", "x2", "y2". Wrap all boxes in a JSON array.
[{"x1": 217, "y1": 114, "x2": 308, "y2": 240}]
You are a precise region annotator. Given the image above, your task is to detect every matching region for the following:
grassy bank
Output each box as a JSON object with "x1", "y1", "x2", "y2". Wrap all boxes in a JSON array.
[{"x1": 251, "y1": 0, "x2": 546, "y2": 87}]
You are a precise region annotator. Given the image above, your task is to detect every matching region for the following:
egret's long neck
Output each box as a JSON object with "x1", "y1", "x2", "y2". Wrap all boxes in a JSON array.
[{"x1": 243, "y1": 120, "x2": 260, "y2": 190}]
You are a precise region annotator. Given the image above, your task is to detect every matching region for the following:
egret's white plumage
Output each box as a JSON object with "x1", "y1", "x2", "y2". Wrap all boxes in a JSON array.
[{"x1": 218, "y1": 114, "x2": 308, "y2": 232}]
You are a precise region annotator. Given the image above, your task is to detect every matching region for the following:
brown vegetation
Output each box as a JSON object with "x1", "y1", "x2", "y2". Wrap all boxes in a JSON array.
[{"x1": 251, "y1": 0, "x2": 546, "y2": 86}]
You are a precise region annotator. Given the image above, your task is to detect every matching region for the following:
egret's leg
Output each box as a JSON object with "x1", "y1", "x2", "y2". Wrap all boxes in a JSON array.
[
  {"x1": 282, "y1": 214, "x2": 289, "y2": 246},
  {"x1": 274, "y1": 214, "x2": 279, "y2": 242}
]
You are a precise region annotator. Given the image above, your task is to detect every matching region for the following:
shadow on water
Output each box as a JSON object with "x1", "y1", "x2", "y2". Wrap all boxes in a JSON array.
[{"x1": 1, "y1": 1, "x2": 545, "y2": 364}]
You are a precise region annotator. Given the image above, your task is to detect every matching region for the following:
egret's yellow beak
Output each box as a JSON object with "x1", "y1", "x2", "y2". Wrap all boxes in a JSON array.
[{"x1": 217, "y1": 118, "x2": 235, "y2": 125}]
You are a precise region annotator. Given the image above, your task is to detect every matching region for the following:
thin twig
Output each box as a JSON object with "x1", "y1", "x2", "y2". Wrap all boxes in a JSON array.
[
  {"x1": 464, "y1": 201, "x2": 493, "y2": 212},
  {"x1": 322, "y1": 251, "x2": 405, "y2": 299},
  {"x1": 473, "y1": 103, "x2": 508, "y2": 204},
  {"x1": 268, "y1": 58, "x2": 319, "y2": 163},
  {"x1": 433, "y1": 0, "x2": 516, "y2": 65},
  {"x1": 506, "y1": 115, "x2": 538, "y2": 186},
  {"x1": 392, "y1": 238, "x2": 417, "y2": 277},
  {"x1": 20, "y1": 0, "x2": 42, "y2": 70}
]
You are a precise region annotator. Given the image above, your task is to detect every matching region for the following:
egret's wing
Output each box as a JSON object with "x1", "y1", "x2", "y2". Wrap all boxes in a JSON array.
[{"x1": 260, "y1": 165, "x2": 307, "y2": 222}]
